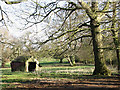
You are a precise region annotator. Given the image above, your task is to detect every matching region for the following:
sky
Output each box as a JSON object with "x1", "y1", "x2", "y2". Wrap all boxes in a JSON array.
[
  {"x1": 0, "y1": 0, "x2": 68, "y2": 42},
  {"x1": 0, "y1": 0, "x2": 26, "y2": 37},
  {"x1": 0, "y1": 0, "x2": 118, "y2": 38},
  {"x1": 0, "y1": 0, "x2": 47, "y2": 39}
]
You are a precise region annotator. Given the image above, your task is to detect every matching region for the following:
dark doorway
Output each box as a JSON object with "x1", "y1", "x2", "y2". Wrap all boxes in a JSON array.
[{"x1": 28, "y1": 62, "x2": 36, "y2": 72}]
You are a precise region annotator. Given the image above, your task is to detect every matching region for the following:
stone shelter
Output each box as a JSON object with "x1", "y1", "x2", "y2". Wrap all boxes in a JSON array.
[{"x1": 11, "y1": 56, "x2": 39, "y2": 72}]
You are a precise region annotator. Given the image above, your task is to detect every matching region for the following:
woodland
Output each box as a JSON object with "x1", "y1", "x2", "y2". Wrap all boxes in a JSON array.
[{"x1": 0, "y1": 0, "x2": 120, "y2": 89}]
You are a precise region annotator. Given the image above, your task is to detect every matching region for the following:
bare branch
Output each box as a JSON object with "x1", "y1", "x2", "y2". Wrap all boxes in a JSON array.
[
  {"x1": 0, "y1": 6, "x2": 4, "y2": 22},
  {"x1": 3, "y1": 0, "x2": 27, "y2": 4}
]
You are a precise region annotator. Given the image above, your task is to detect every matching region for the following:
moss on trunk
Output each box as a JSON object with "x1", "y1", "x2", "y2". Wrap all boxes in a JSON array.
[
  {"x1": 90, "y1": 17, "x2": 111, "y2": 76},
  {"x1": 91, "y1": 24, "x2": 111, "y2": 75},
  {"x1": 93, "y1": 63, "x2": 111, "y2": 76}
]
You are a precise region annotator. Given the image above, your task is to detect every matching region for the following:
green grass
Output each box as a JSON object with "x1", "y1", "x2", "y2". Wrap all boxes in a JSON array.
[
  {"x1": 1, "y1": 66, "x2": 94, "y2": 88},
  {"x1": 31, "y1": 65, "x2": 94, "y2": 80},
  {"x1": 1, "y1": 68, "x2": 36, "y2": 82},
  {"x1": 1, "y1": 68, "x2": 37, "y2": 88},
  {"x1": 1, "y1": 62, "x2": 94, "y2": 84},
  {"x1": 1, "y1": 58, "x2": 118, "y2": 88},
  {"x1": 5, "y1": 62, "x2": 11, "y2": 68},
  {"x1": 1, "y1": 84, "x2": 16, "y2": 88}
]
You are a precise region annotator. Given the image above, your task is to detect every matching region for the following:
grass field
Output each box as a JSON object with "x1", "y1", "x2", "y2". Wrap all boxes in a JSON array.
[{"x1": 0, "y1": 58, "x2": 119, "y2": 89}]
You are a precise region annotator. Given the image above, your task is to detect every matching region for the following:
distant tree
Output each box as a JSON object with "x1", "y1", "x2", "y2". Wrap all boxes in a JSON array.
[
  {"x1": 0, "y1": 28, "x2": 16, "y2": 67},
  {"x1": 110, "y1": 2, "x2": 120, "y2": 73}
]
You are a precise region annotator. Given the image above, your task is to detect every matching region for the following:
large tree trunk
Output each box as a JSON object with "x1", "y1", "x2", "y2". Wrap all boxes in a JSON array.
[
  {"x1": 91, "y1": 22, "x2": 111, "y2": 75},
  {"x1": 89, "y1": 2, "x2": 111, "y2": 75},
  {"x1": 79, "y1": 1, "x2": 111, "y2": 75}
]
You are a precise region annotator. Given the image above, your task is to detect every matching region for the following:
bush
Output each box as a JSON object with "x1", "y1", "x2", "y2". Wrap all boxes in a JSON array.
[{"x1": 13, "y1": 56, "x2": 31, "y2": 62}]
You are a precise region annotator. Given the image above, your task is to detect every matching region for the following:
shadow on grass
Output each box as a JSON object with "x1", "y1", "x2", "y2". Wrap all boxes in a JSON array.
[
  {"x1": 22, "y1": 75, "x2": 120, "y2": 88},
  {"x1": 1, "y1": 73, "x2": 120, "y2": 89},
  {"x1": 2, "y1": 73, "x2": 119, "y2": 83},
  {"x1": 2, "y1": 75, "x2": 119, "y2": 89},
  {"x1": 40, "y1": 61, "x2": 94, "y2": 67},
  {"x1": 40, "y1": 62, "x2": 70, "y2": 66},
  {"x1": 1, "y1": 84, "x2": 16, "y2": 88},
  {"x1": 39, "y1": 72, "x2": 119, "y2": 79},
  {"x1": 2, "y1": 79, "x2": 31, "y2": 83},
  {"x1": 1, "y1": 69, "x2": 25, "y2": 75},
  {"x1": 2, "y1": 88, "x2": 120, "y2": 90}
]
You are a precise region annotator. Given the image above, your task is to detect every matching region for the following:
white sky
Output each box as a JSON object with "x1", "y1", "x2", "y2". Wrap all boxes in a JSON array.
[
  {"x1": 0, "y1": 0, "x2": 64, "y2": 39},
  {"x1": 0, "y1": 0, "x2": 69, "y2": 42},
  {"x1": 0, "y1": 0, "x2": 45, "y2": 39}
]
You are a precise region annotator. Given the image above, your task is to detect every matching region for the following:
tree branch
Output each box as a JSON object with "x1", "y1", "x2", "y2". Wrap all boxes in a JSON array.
[
  {"x1": 3, "y1": 0, "x2": 27, "y2": 4},
  {"x1": 0, "y1": 6, "x2": 4, "y2": 22}
]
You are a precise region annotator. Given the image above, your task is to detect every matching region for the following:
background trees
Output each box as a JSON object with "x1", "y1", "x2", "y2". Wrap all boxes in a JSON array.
[
  {"x1": 0, "y1": 27, "x2": 16, "y2": 67},
  {"x1": 110, "y1": 2, "x2": 120, "y2": 73},
  {"x1": 0, "y1": 0, "x2": 120, "y2": 75}
]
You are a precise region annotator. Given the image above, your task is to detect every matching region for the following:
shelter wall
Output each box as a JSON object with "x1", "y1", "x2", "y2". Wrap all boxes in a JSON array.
[{"x1": 11, "y1": 62, "x2": 25, "y2": 72}]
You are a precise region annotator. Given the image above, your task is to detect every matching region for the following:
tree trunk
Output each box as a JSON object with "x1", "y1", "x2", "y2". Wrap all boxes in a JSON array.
[
  {"x1": 118, "y1": 28, "x2": 120, "y2": 73},
  {"x1": 79, "y1": 1, "x2": 111, "y2": 75},
  {"x1": 88, "y1": 2, "x2": 111, "y2": 76},
  {"x1": 91, "y1": 19, "x2": 111, "y2": 75},
  {"x1": 59, "y1": 58, "x2": 63, "y2": 63},
  {"x1": 67, "y1": 56, "x2": 73, "y2": 66},
  {"x1": 70, "y1": 55, "x2": 76, "y2": 66},
  {"x1": 116, "y1": 49, "x2": 120, "y2": 73},
  {"x1": 1, "y1": 60, "x2": 5, "y2": 68},
  {"x1": 67, "y1": 55, "x2": 76, "y2": 66}
]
